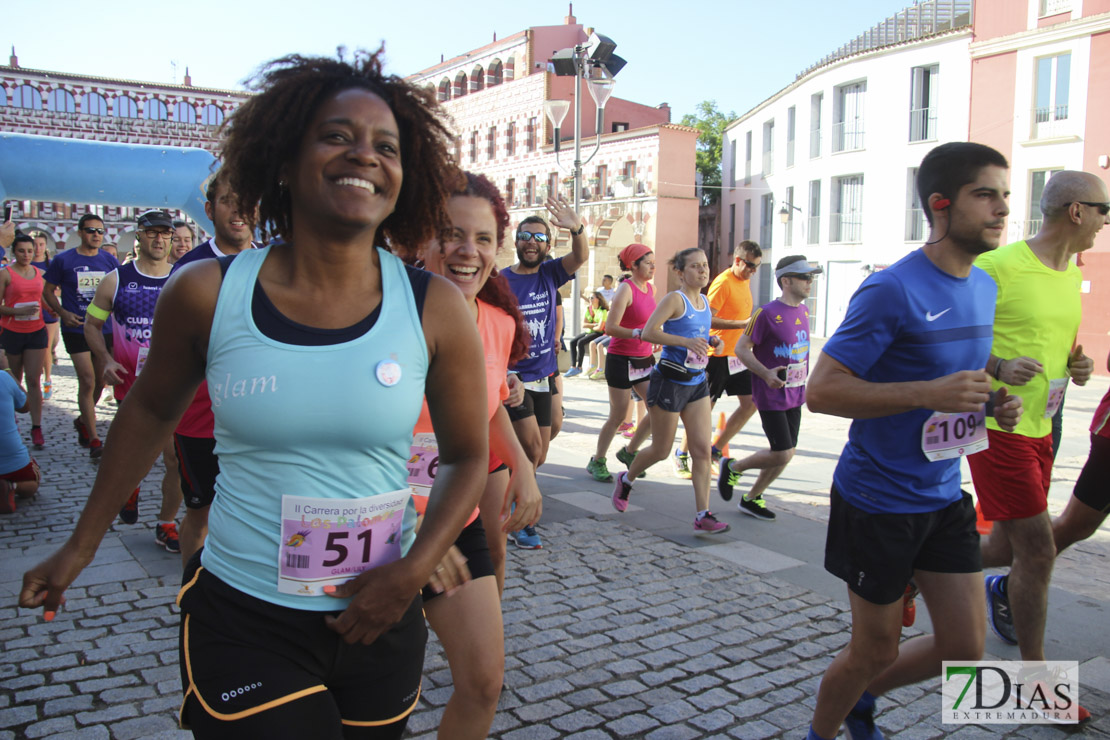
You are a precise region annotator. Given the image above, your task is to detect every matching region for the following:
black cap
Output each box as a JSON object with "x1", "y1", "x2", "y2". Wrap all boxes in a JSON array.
[{"x1": 136, "y1": 210, "x2": 174, "y2": 230}]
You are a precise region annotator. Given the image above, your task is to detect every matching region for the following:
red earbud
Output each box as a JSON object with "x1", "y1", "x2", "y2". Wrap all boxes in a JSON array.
[{"x1": 934, "y1": 198, "x2": 951, "y2": 210}]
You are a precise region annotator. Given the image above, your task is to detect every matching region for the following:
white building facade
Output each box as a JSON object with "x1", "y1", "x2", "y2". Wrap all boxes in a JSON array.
[{"x1": 721, "y1": 2, "x2": 972, "y2": 337}]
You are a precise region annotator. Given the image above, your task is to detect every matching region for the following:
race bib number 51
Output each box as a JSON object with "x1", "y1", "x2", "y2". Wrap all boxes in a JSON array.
[
  {"x1": 921, "y1": 409, "x2": 988, "y2": 461},
  {"x1": 278, "y1": 490, "x2": 409, "y2": 597}
]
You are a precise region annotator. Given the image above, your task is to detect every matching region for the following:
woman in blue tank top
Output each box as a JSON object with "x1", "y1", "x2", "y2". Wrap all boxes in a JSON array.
[
  {"x1": 20, "y1": 50, "x2": 489, "y2": 739},
  {"x1": 610, "y1": 248, "x2": 731, "y2": 534}
]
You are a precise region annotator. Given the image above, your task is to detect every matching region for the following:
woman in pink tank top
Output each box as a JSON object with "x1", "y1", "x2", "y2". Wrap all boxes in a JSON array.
[
  {"x1": 587, "y1": 243, "x2": 657, "y2": 483},
  {"x1": 0, "y1": 234, "x2": 48, "y2": 449}
]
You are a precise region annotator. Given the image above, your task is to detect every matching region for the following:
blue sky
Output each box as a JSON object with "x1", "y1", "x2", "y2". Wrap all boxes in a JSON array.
[{"x1": 6, "y1": 0, "x2": 915, "y2": 122}]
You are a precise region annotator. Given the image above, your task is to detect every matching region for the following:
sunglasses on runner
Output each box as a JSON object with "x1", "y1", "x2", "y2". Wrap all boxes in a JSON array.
[
  {"x1": 742, "y1": 259, "x2": 760, "y2": 270},
  {"x1": 786, "y1": 274, "x2": 814, "y2": 282},
  {"x1": 515, "y1": 232, "x2": 549, "y2": 243},
  {"x1": 82, "y1": 227, "x2": 106, "y2": 235},
  {"x1": 1074, "y1": 201, "x2": 1110, "y2": 216}
]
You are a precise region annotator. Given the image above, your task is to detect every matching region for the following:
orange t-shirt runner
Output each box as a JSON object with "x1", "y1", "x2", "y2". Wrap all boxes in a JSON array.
[
  {"x1": 409, "y1": 299, "x2": 513, "y2": 522},
  {"x1": 708, "y1": 268, "x2": 753, "y2": 357}
]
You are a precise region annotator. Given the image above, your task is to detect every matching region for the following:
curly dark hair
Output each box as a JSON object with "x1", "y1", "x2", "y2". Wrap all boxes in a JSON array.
[{"x1": 220, "y1": 48, "x2": 459, "y2": 258}]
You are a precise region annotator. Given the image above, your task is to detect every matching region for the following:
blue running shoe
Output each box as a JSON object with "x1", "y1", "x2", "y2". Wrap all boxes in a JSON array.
[
  {"x1": 510, "y1": 525, "x2": 542, "y2": 550},
  {"x1": 843, "y1": 692, "x2": 883, "y2": 740},
  {"x1": 985, "y1": 574, "x2": 1017, "y2": 645}
]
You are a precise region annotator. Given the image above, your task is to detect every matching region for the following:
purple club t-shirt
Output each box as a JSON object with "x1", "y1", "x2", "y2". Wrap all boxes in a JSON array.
[{"x1": 746, "y1": 299, "x2": 810, "y2": 411}]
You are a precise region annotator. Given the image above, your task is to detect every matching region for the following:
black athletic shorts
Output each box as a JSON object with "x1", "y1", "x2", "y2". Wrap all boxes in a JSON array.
[
  {"x1": 824, "y1": 485, "x2": 981, "y2": 605},
  {"x1": 62, "y1": 330, "x2": 112, "y2": 355},
  {"x1": 605, "y1": 353, "x2": 654, "y2": 390},
  {"x1": 707, "y1": 356, "x2": 752, "y2": 403},
  {"x1": 176, "y1": 434, "x2": 220, "y2": 510},
  {"x1": 506, "y1": 375, "x2": 557, "y2": 426},
  {"x1": 645, "y1": 370, "x2": 710, "y2": 413},
  {"x1": 421, "y1": 516, "x2": 495, "y2": 602},
  {"x1": 178, "y1": 551, "x2": 424, "y2": 739},
  {"x1": 0, "y1": 327, "x2": 48, "y2": 354},
  {"x1": 759, "y1": 407, "x2": 802, "y2": 452},
  {"x1": 1074, "y1": 433, "x2": 1110, "y2": 514}
]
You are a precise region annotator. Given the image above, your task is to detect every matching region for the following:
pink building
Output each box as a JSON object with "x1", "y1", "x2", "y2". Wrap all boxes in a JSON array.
[
  {"x1": 969, "y1": 0, "x2": 1110, "y2": 369},
  {"x1": 409, "y1": 10, "x2": 700, "y2": 298},
  {"x1": 0, "y1": 51, "x2": 246, "y2": 249}
]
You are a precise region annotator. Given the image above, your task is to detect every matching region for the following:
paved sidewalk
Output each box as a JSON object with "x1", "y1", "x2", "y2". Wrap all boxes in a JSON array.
[{"x1": 2, "y1": 356, "x2": 1108, "y2": 738}]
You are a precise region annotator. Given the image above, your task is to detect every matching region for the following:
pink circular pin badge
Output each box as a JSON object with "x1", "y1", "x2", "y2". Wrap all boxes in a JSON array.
[{"x1": 376, "y1": 360, "x2": 402, "y2": 387}]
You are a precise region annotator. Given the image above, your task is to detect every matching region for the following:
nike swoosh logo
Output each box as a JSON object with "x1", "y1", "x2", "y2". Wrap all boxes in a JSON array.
[{"x1": 925, "y1": 308, "x2": 952, "y2": 322}]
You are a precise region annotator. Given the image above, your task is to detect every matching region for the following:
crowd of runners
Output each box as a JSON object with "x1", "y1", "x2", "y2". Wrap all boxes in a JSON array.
[{"x1": 1, "y1": 50, "x2": 1107, "y2": 740}]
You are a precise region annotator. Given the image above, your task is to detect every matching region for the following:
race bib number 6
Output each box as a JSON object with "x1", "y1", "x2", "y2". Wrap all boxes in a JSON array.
[
  {"x1": 921, "y1": 408, "x2": 988, "y2": 461},
  {"x1": 278, "y1": 490, "x2": 409, "y2": 597}
]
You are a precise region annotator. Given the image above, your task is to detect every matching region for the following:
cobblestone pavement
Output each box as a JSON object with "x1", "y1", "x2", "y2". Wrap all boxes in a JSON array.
[{"x1": 2, "y1": 355, "x2": 1109, "y2": 739}]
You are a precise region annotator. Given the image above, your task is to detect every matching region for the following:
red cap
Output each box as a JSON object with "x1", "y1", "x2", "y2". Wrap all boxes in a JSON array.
[{"x1": 618, "y1": 243, "x2": 652, "y2": 270}]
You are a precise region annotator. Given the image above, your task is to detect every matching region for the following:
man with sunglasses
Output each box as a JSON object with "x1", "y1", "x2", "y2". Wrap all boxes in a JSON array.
[
  {"x1": 42, "y1": 214, "x2": 119, "y2": 457},
  {"x1": 969, "y1": 171, "x2": 1104, "y2": 698},
  {"x1": 502, "y1": 197, "x2": 588, "y2": 549},
  {"x1": 718, "y1": 255, "x2": 819, "y2": 521}
]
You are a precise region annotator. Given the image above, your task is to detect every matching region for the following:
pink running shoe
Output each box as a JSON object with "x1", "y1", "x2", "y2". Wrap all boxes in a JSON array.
[
  {"x1": 694, "y1": 511, "x2": 730, "y2": 534},
  {"x1": 621, "y1": 423, "x2": 637, "y2": 440},
  {"x1": 611, "y1": 471, "x2": 631, "y2": 513}
]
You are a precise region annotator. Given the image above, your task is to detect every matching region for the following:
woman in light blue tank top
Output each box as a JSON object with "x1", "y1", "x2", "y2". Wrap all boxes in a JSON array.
[
  {"x1": 20, "y1": 50, "x2": 490, "y2": 739},
  {"x1": 610, "y1": 248, "x2": 731, "y2": 535}
]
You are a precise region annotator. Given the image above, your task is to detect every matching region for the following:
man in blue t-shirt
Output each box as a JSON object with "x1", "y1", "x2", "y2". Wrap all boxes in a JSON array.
[
  {"x1": 42, "y1": 214, "x2": 120, "y2": 457},
  {"x1": 802, "y1": 143, "x2": 1023, "y2": 740},
  {"x1": 502, "y1": 197, "x2": 588, "y2": 550}
]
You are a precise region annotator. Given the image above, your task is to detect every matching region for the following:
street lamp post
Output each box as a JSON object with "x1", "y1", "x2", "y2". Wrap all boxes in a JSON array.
[{"x1": 544, "y1": 32, "x2": 625, "y2": 332}]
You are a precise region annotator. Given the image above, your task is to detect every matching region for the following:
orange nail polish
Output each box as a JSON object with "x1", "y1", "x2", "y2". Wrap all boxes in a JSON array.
[
  {"x1": 43, "y1": 611, "x2": 55, "y2": 622},
  {"x1": 322, "y1": 585, "x2": 336, "y2": 594}
]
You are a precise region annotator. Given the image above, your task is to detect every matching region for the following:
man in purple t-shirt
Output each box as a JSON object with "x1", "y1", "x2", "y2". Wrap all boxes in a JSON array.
[{"x1": 718, "y1": 255, "x2": 822, "y2": 520}]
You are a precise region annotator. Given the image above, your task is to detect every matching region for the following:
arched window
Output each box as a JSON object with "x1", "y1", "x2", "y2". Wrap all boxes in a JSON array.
[
  {"x1": 145, "y1": 98, "x2": 168, "y2": 120},
  {"x1": 0, "y1": 87, "x2": 6, "y2": 106},
  {"x1": 114, "y1": 95, "x2": 138, "y2": 118},
  {"x1": 505, "y1": 56, "x2": 516, "y2": 82},
  {"x1": 438, "y1": 78, "x2": 451, "y2": 102},
  {"x1": 487, "y1": 59, "x2": 503, "y2": 86},
  {"x1": 12, "y1": 85, "x2": 42, "y2": 109},
  {"x1": 471, "y1": 65, "x2": 484, "y2": 92},
  {"x1": 82, "y1": 92, "x2": 108, "y2": 116},
  {"x1": 174, "y1": 101, "x2": 197, "y2": 124},
  {"x1": 453, "y1": 71, "x2": 468, "y2": 98},
  {"x1": 200, "y1": 104, "x2": 224, "y2": 126},
  {"x1": 47, "y1": 89, "x2": 76, "y2": 113}
]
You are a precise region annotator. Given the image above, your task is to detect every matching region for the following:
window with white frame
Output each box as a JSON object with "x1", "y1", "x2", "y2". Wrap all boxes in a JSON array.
[
  {"x1": 729, "y1": 141, "x2": 736, "y2": 188},
  {"x1": 784, "y1": 185, "x2": 795, "y2": 247},
  {"x1": 905, "y1": 167, "x2": 927, "y2": 241},
  {"x1": 762, "y1": 120, "x2": 774, "y2": 176},
  {"x1": 760, "y1": 193, "x2": 773, "y2": 247},
  {"x1": 47, "y1": 89, "x2": 75, "y2": 113},
  {"x1": 810, "y1": 93, "x2": 823, "y2": 158},
  {"x1": 743, "y1": 199, "x2": 751, "y2": 240},
  {"x1": 786, "y1": 107, "x2": 796, "y2": 168},
  {"x1": 807, "y1": 180, "x2": 821, "y2": 245},
  {"x1": 831, "y1": 174, "x2": 864, "y2": 243},
  {"x1": 744, "y1": 131, "x2": 752, "y2": 185},
  {"x1": 1027, "y1": 168, "x2": 1062, "y2": 236},
  {"x1": 909, "y1": 65, "x2": 939, "y2": 142},
  {"x1": 729, "y1": 203, "x2": 736, "y2": 251},
  {"x1": 1040, "y1": 0, "x2": 1072, "y2": 17},
  {"x1": 833, "y1": 82, "x2": 866, "y2": 152},
  {"x1": 1032, "y1": 53, "x2": 1070, "y2": 139}
]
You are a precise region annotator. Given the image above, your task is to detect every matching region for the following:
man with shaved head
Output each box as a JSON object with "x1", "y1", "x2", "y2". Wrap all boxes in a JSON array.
[{"x1": 970, "y1": 171, "x2": 1105, "y2": 714}]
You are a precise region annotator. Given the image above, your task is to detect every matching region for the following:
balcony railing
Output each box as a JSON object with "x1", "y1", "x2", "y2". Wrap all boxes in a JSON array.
[
  {"x1": 807, "y1": 216, "x2": 820, "y2": 244},
  {"x1": 830, "y1": 213, "x2": 862, "y2": 243},
  {"x1": 905, "y1": 207, "x2": 927, "y2": 241},
  {"x1": 786, "y1": 138, "x2": 795, "y2": 168},
  {"x1": 832, "y1": 122, "x2": 865, "y2": 153},
  {"x1": 1031, "y1": 105, "x2": 1069, "y2": 139},
  {"x1": 762, "y1": 151, "x2": 773, "y2": 176},
  {"x1": 810, "y1": 128, "x2": 821, "y2": 158},
  {"x1": 909, "y1": 107, "x2": 937, "y2": 142}
]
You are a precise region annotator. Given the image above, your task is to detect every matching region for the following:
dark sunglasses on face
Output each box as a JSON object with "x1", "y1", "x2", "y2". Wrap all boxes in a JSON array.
[
  {"x1": 788, "y1": 274, "x2": 814, "y2": 282},
  {"x1": 1075, "y1": 201, "x2": 1110, "y2": 216},
  {"x1": 82, "y1": 227, "x2": 105, "y2": 235},
  {"x1": 516, "y1": 232, "x2": 549, "y2": 243},
  {"x1": 742, "y1": 259, "x2": 760, "y2": 270}
]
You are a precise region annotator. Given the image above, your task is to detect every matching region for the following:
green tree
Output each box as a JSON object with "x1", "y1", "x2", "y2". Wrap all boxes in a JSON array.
[{"x1": 681, "y1": 100, "x2": 735, "y2": 206}]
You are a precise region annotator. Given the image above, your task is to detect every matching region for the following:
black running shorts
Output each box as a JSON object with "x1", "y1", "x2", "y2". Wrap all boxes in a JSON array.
[
  {"x1": 176, "y1": 434, "x2": 220, "y2": 510},
  {"x1": 421, "y1": 516, "x2": 495, "y2": 602},
  {"x1": 178, "y1": 552, "x2": 425, "y2": 739},
  {"x1": 605, "y1": 353, "x2": 654, "y2": 390},
  {"x1": 824, "y1": 485, "x2": 981, "y2": 605},
  {"x1": 62, "y1": 330, "x2": 112, "y2": 355},
  {"x1": 0, "y1": 327, "x2": 48, "y2": 354},
  {"x1": 645, "y1": 370, "x2": 709, "y2": 413},
  {"x1": 707, "y1": 356, "x2": 752, "y2": 403},
  {"x1": 759, "y1": 407, "x2": 802, "y2": 452},
  {"x1": 1073, "y1": 433, "x2": 1110, "y2": 514}
]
